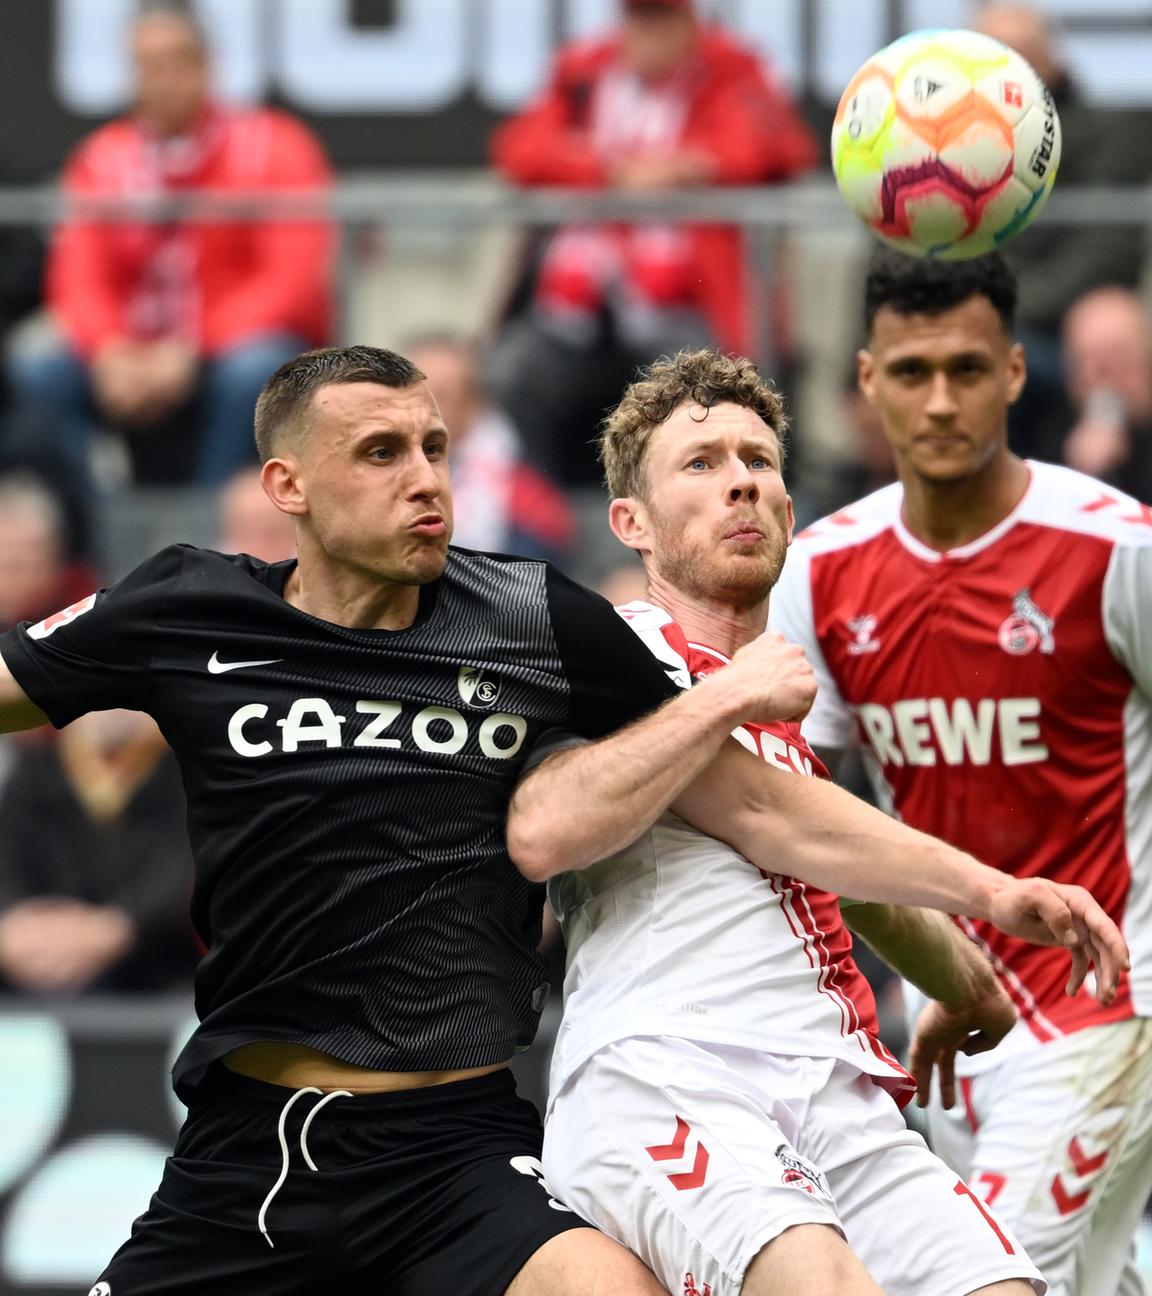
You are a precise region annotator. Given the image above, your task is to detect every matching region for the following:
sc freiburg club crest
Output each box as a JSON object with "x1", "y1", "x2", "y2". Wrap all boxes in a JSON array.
[{"x1": 458, "y1": 665, "x2": 501, "y2": 707}]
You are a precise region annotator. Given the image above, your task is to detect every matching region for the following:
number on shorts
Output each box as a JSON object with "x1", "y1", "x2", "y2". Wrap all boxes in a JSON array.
[
  {"x1": 973, "y1": 1171, "x2": 1007, "y2": 1206},
  {"x1": 954, "y1": 1179, "x2": 1014, "y2": 1254}
]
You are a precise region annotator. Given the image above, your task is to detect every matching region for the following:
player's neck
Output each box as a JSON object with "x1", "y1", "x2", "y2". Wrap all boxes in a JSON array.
[
  {"x1": 283, "y1": 555, "x2": 422, "y2": 631},
  {"x1": 646, "y1": 573, "x2": 767, "y2": 657},
  {"x1": 898, "y1": 451, "x2": 1030, "y2": 553}
]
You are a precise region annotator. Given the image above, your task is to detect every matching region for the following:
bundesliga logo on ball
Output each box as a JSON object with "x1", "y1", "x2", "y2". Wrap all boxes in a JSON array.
[{"x1": 831, "y1": 28, "x2": 1062, "y2": 259}]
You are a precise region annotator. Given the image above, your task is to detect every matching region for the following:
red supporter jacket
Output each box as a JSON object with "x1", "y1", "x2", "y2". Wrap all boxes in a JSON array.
[
  {"x1": 49, "y1": 104, "x2": 334, "y2": 358},
  {"x1": 492, "y1": 27, "x2": 818, "y2": 354}
]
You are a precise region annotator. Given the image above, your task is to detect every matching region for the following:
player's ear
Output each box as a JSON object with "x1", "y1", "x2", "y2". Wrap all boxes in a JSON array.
[
  {"x1": 857, "y1": 348, "x2": 877, "y2": 405},
  {"x1": 785, "y1": 494, "x2": 795, "y2": 547},
  {"x1": 608, "y1": 496, "x2": 651, "y2": 555},
  {"x1": 1006, "y1": 340, "x2": 1027, "y2": 406},
  {"x1": 261, "y1": 457, "x2": 308, "y2": 517}
]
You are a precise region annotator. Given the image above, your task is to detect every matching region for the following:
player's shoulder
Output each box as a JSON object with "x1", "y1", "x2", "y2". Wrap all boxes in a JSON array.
[
  {"x1": 612, "y1": 601, "x2": 693, "y2": 689},
  {"x1": 444, "y1": 545, "x2": 550, "y2": 598},
  {"x1": 791, "y1": 481, "x2": 905, "y2": 558},
  {"x1": 443, "y1": 546, "x2": 596, "y2": 632},
  {"x1": 122, "y1": 544, "x2": 299, "y2": 602},
  {"x1": 613, "y1": 599, "x2": 674, "y2": 632},
  {"x1": 1019, "y1": 461, "x2": 1152, "y2": 549}
]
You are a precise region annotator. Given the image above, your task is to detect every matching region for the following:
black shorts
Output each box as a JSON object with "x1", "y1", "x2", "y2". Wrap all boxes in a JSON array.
[{"x1": 93, "y1": 1065, "x2": 592, "y2": 1296}]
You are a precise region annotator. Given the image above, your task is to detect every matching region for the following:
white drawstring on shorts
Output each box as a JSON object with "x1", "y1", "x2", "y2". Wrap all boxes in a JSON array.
[{"x1": 257, "y1": 1086, "x2": 353, "y2": 1248}]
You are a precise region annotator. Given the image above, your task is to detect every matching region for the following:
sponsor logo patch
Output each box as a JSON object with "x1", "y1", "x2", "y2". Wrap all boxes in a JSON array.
[{"x1": 28, "y1": 593, "x2": 97, "y2": 641}]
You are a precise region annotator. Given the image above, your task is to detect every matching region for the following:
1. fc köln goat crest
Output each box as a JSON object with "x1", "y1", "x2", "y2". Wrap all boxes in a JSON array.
[{"x1": 998, "y1": 588, "x2": 1055, "y2": 656}]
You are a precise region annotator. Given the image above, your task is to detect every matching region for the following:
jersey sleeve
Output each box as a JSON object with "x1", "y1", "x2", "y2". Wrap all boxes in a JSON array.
[
  {"x1": 545, "y1": 566, "x2": 680, "y2": 738},
  {"x1": 0, "y1": 545, "x2": 187, "y2": 727},
  {"x1": 1103, "y1": 538, "x2": 1152, "y2": 699},
  {"x1": 768, "y1": 543, "x2": 856, "y2": 753}
]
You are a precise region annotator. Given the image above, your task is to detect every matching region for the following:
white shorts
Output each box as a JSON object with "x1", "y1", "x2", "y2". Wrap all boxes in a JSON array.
[
  {"x1": 543, "y1": 1036, "x2": 1044, "y2": 1296},
  {"x1": 924, "y1": 1017, "x2": 1152, "y2": 1296}
]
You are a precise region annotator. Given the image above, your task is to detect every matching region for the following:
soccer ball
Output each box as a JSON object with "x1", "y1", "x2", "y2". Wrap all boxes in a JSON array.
[{"x1": 831, "y1": 28, "x2": 1061, "y2": 259}]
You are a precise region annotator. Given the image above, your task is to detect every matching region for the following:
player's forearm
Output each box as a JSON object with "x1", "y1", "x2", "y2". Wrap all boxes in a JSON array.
[
  {"x1": 673, "y1": 744, "x2": 1009, "y2": 918},
  {"x1": 845, "y1": 903, "x2": 1000, "y2": 1009},
  {"x1": 507, "y1": 675, "x2": 754, "y2": 881}
]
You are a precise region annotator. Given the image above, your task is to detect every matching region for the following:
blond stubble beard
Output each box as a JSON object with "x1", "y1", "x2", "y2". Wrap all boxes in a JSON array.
[{"x1": 649, "y1": 512, "x2": 788, "y2": 611}]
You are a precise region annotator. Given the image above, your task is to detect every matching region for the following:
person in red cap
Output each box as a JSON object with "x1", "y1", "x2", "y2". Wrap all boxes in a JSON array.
[{"x1": 489, "y1": 0, "x2": 817, "y2": 486}]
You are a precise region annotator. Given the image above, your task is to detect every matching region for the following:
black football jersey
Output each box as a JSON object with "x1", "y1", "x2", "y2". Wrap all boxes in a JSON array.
[{"x1": 0, "y1": 545, "x2": 677, "y2": 1098}]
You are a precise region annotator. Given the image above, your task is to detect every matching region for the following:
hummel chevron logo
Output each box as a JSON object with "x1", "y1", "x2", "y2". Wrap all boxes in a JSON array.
[
  {"x1": 207, "y1": 652, "x2": 284, "y2": 674},
  {"x1": 645, "y1": 1116, "x2": 710, "y2": 1191},
  {"x1": 1050, "y1": 1136, "x2": 1109, "y2": 1216}
]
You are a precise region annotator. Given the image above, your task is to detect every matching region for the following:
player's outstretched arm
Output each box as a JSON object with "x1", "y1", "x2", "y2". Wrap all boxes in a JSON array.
[
  {"x1": 672, "y1": 741, "x2": 1129, "y2": 1003},
  {"x1": 508, "y1": 631, "x2": 816, "y2": 881},
  {"x1": 846, "y1": 903, "x2": 1016, "y2": 1108},
  {"x1": 0, "y1": 651, "x2": 49, "y2": 733}
]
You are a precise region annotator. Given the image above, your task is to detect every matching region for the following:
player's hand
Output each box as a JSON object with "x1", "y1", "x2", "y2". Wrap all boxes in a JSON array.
[
  {"x1": 717, "y1": 630, "x2": 818, "y2": 725},
  {"x1": 986, "y1": 878, "x2": 1129, "y2": 1004},
  {"x1": 908, "y1": 984, "x2": 1017, "y2": 1109}
]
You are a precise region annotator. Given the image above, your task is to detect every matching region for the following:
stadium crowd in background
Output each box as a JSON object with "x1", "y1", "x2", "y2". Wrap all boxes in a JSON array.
[
  {"x1": 405, "y1": 333, "x2": 577, "y2": 567},
  {"x1": 1060, "y1": 286, "x2": 1152, "y2": 503},
  {"x1": 0, "y1": 707, "x2": 197, "y2": 995},
  {"x1": 488, "y1": 0, "x2": 817, "y2": 487},
  {"x1": 971, "y1": 3, "x2": 1152, "y2": 464},
  {"x1": 8, "y1": 1, "x2": 334, "y2": 490}
]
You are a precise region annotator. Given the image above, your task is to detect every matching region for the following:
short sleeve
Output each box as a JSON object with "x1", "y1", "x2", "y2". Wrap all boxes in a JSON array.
[
  {"x1": 518, "y1": 727, "x2": 588, "y2": 780},
  {"x1": 768, "y1": 543, "x2": 855, "y2": 753},
  {"x1": 545, "y1": 566, "x2": 679, "y2": 738},
  {"x1": 0, "y1": 545, "x2": 186, "y2": 727},
  {"x1": 1103, "y1": 539, "x2": 1152, "y2": 699}
]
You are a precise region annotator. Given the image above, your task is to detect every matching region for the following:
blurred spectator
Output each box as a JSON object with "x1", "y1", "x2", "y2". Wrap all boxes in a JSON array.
[
  {"x1": 0, "y1": 473, "x2": 96, "y2": 632},
  {"x1": 0, "y1": 709, "x2": 198, "y2": 994},
  {"x1": 217, "y1": 465, "x2": 296, "y2": 563},
  {"x1": 489, "y1": 0, "x2": 817, "y2": 485},
  {"x1": 10, "y1": 1, "x2": 333, "y2": 488},
  {"x1": 0, "y1": 374, "x2": 94, "y2": 561},
  {"x1": 972, "y1": 3, "x2": 1150, "y2": 454},
  {"x1": 1060, "y1": 285, "x2": 1152, "y2": 501},
  {"x1": 407, "y1": 333, "x2": 577, "y2": 566}
]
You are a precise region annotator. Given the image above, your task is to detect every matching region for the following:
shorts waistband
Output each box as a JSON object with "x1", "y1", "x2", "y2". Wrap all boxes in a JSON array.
[{"x1": 198, "y1": 1060, "x2": 518, "y2": 1116}]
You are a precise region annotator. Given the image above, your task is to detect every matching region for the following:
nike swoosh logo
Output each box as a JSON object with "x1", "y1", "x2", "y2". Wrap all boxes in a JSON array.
[{"x1": 207, "y1": 652, "x2": 285, "y2": 674}]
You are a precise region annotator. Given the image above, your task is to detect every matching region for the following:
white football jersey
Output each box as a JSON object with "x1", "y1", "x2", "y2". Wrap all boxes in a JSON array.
[{"x1": 546, "y1": 602, "x2": 912, "y2": 1107}]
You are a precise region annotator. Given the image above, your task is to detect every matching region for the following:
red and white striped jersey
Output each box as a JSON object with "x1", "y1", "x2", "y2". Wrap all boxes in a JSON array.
[
  {"x1": 769, "y1": 461, "x2": 1152, "y2": 1058},
  {"x1": 546, "y1": 601, "x2": 913, "y2": 1106}
]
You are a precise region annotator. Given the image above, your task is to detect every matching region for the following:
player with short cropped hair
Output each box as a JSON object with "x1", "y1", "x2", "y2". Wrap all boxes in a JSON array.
[
  {"x1": 0, "y1": 343, "x2": 705, "y2": 1296},
  {"x1": 770, "y1": 248, "x2": 1152, "y2": 1296},
  {"x1": 506, "y1": 347, "x2": 1128, "y2": 1296}
]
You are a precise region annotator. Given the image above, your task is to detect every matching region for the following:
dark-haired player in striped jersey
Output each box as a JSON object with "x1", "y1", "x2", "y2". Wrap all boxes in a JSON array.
[{"x1": 0, "y1": 345, "x2": 709, "y2": 1296}]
